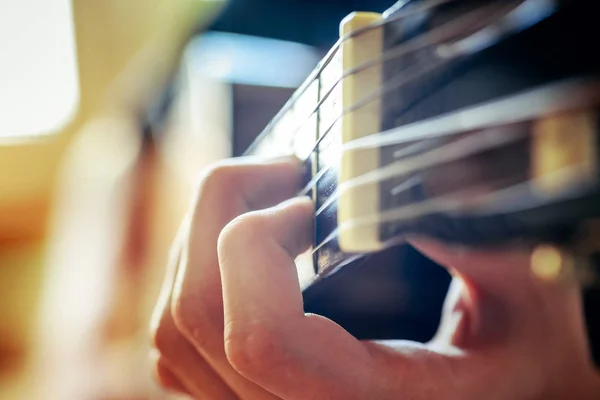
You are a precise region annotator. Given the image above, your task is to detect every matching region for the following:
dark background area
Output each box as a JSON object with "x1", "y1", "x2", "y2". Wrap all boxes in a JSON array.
[{"x1": 206, "y1": 0, "x2": 396, "y2": 48}]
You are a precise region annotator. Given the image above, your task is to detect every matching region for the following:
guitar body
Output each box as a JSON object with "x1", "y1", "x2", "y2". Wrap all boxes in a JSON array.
[{"x1": 246, "y1": 0, "x2": 600, "y2": 361}]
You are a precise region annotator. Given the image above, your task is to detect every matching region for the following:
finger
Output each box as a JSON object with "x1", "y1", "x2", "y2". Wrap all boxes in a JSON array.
[
  {"x1": 150, "y1": 214, "x2": 190, "y2": 338},
  {"x1": 410, "y1": 238, "x2": 584, "y2": 315},
  {"x1": 172, "y1": 157, "x2": 302, "y2": 399},
  {"x1": 409, "y1": 242, "x2": 599, "y2": 398},
  {"x1": 219, "y1": 197, "x2": 313, "y2": 322},
  {"x1": 154, "y1": 307, "x2": 238, "y2": 399},
  {"x1": 151, "y1": 351, "x2": 190, "y2": 396},
  {"x1": 219, "y1": 197, "x2": 382, "y2": 399},
  {"x1": 430, "y1": 277, "x2": 474, "y2": 348},
  {"x1": 151, "y1": 218, "x2": 237, "y2": 400},
  {"x1": 409, "y1": 238, "x2": 533, "y2": 297}
]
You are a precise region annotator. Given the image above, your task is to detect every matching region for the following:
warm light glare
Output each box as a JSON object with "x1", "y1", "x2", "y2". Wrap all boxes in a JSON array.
[
  {"x1": 0, "y1": 0, "x2": 79, "y2": 138},
  {"x1": 531, "y1": 245, "x2": 564, "y2": 282}
]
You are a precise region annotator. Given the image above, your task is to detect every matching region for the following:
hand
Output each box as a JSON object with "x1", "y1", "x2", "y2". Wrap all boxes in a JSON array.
[{"x1": 150, "y1": 157, "x2": 600, "y2": 399}]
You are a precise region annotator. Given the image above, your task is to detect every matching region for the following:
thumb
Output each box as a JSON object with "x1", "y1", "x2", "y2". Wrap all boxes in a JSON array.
[
  {"x1": 411, "y1": 239, "x2": 537, "y2": 345},
  {"x1": 408, "y1": 239, "x2": 582, "y2": 315},
  {"x1": 411, "y1": 239, "x2": 590, "y2": 353},
  {"x1": 409, "y1": 239, "x2": 534, "y2": 303}
]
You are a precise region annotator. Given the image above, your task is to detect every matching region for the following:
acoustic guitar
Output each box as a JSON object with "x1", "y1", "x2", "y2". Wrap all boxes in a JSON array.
[{"x1": 242, "y1": 0, "x2": 600, "y2": 365}]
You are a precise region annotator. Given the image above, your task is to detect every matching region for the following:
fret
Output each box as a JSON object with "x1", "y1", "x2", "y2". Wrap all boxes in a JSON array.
[
  {"x1": 249, "y1": 76, "x2": 319, "y2": 159},
  {"x1": 292, "y1": 79, "x2": 319, "y2": 160},
  {"x1": 317, "y1": 49, "x2": 342, "y2": 142}
]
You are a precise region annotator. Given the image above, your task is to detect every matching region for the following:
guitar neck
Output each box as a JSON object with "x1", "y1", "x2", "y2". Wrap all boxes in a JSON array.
[{"x1": 245, "y1": 0, "x2": 600, "y2": 280}]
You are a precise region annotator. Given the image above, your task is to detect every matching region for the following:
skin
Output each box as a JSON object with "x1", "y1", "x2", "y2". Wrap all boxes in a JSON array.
[{"x1": 150, "y1": 156, "x2": 600, "y2": 399}]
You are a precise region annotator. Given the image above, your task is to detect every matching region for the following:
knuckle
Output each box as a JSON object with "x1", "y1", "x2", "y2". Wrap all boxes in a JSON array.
[
  {"x1": 218, "y1": 213, "x2": 267, "y2": 255},
  {"x1": 151, "y1": 316, "x2": 177, "y2": 356},
  {"x1": 170, "y1": 292, "x2": 215, "y2": 350},
  {"x1": 152, "y1": 355, "x2": 168, "y2": 379},
  {"x1": 149, "y1": 302, "x2": 167, "y2": 349},
  {"x1": 194, "y1": 161, "x2": 239, "y2": 202},
  {"x1": 152, "y1": 356, "x2": 180, "y2": 392},
  {"x1": 224, "y1": 323, "x2": 289, "y2": 378}
]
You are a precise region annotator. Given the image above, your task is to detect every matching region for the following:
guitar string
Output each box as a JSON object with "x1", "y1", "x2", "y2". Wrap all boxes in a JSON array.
[
  {"x1": 339, "y1": 80, "x2": 600, "y2": 154},
  {"x1": 351, "y1": 167, "x2": 592, "y2": 229},
  {"x1": 311, "y1": 164, "x2": 593, "y2": 254},
  {"x1": 299, "y1": 164, "x2": 332, "y2": 197},
  {"x1": 343, "y1": 0, "x2": 457, "y2": 40},
  {"x1": 332, "y1": 1, "x2": 516, "y2": 96},
  {"x1": 243, "y1": 0, "x2": 458, "y2": 155}
]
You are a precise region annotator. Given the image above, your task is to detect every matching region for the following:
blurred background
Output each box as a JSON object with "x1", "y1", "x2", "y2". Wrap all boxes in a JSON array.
[{"x1": 0, "y1": 0, "x2": 394, "y2": 398}]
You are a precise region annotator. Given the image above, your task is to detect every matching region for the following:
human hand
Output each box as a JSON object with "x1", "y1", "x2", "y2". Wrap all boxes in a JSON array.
[{"x1": 150, "y1": 157, "x2": 600, "y2": 399}]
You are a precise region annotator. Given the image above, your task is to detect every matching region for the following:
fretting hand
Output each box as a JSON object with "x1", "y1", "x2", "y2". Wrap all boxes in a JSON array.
[{"x1": 150, "y1": 156, "x2": 600, "y2": 399}]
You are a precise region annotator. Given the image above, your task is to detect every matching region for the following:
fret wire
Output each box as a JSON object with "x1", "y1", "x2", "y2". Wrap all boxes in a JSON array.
[
  {"x1": 344, "y1": 167, "x2": 592, "y2": 232},
  {"x1": 244, "y1": 0, "x2": 466, "y2": 157},
  {"x1": 312, "y1": 60, "x2": 324, "y2": 273}
]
